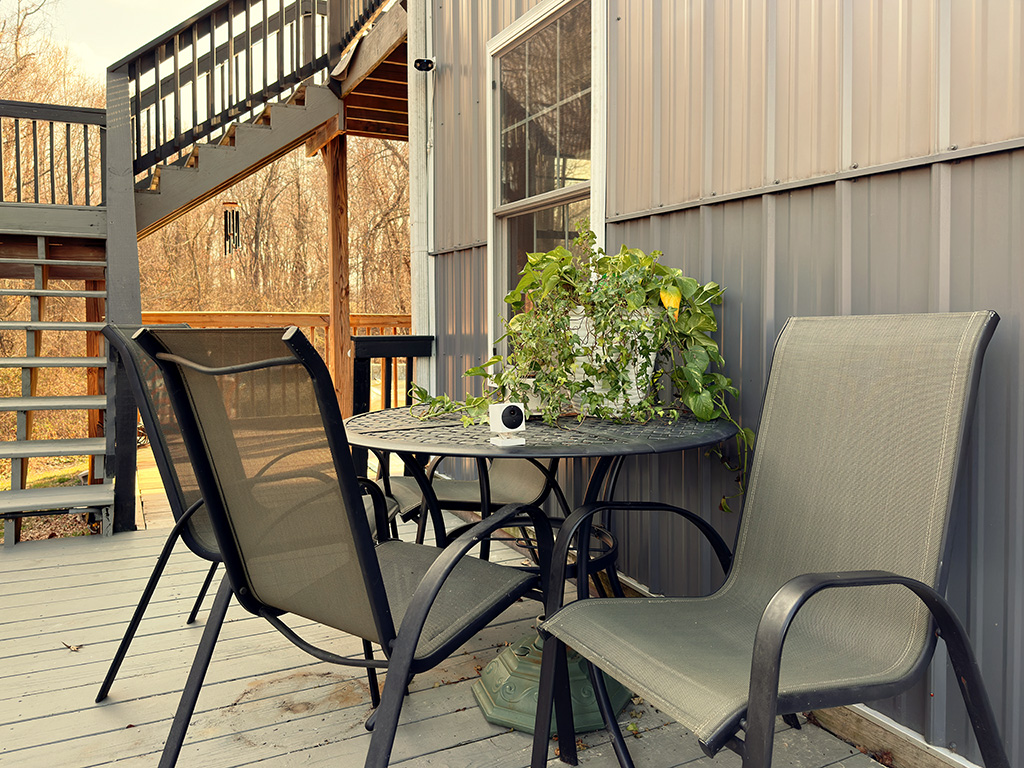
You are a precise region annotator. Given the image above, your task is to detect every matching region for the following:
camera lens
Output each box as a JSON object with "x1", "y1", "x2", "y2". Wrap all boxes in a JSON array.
[{"x1": 501, "y1": 405, "x2": 524, "y2": 429}]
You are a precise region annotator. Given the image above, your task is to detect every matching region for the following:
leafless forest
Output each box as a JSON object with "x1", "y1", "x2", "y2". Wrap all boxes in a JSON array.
[{"x1": 0, "y1": 0, "x2": 411, "y2": 498}]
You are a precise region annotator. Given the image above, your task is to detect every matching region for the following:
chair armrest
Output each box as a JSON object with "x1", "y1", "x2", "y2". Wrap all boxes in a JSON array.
[
  {"x1": 740, "y1": 571, "x2": 1010, "y2": 768},
  {"x1": 357, "y1": 476, "x2": 392, "y2": 542},
  {"x1": 386, "y1": 502, "x2": 555, "y2": 660},
  {"x1": 543, "y1": 501, "x2": 733, "y2": 617}
]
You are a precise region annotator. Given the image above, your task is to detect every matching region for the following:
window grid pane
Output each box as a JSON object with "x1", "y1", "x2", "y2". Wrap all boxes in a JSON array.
[{"x1": 499, "y1": 1, "x2": 590, "y2": 206}]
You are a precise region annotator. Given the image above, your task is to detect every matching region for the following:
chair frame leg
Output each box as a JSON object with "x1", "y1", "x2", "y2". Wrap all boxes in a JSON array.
[
  {"x1": 96, "y1": 513, "x2": 190, "y2": 703},
  {"x1": 186, "y1": 561, "x2": 219, "y2": 625},
  {"x1": 363, "y1": 648, "x2": 415, "y2": 767},
  {"x1": 363, "y1": 639, "x2": 381, "y2": 708},
  {"x1": 531, "y1": 633, "x2": 578, "y2": 767},
  {"x1": 589, "y1": 660, "x2": 635, "y2": 768},
  {"x1": 158, "y1": 574, "x2": 233, "y2": 768}
]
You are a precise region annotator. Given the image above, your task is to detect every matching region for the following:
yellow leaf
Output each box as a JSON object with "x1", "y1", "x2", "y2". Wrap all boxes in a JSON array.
[{"x1": 659, "y1": 286, "x2": 681, "y2": 321}]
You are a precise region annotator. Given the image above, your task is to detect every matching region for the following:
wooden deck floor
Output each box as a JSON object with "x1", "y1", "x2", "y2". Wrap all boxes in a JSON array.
[{"x1": 0, "y1": 521, "x2": 881, "y2": 767}]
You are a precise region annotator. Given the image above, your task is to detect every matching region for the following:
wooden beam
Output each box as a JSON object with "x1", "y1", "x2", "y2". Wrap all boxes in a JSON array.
[
  {"x1": 321, "y1": 134, "x2": 353, "y2": 415},
  {"x1": 343, "y1": 107, "x2": 408, "y2": 126},
  {"x1": 810, "y1": 708, "x2": 964, "y2": 768},
  {"x1": 337, "y1": 4, "x2": 407, "y2": 98},
  {"x1": 344, "y1": 92, "x2": 407, "y2": 113},
  {"x1": 141, "y1": 311, "x2": 331, "y2": 327},
  {"x1": 351, "y1": 79, "x2": 407, "y2": 101},
  {"x1": 364, "y1": 62, "x2": 407, "y2": 83},
  {"x1": 305, "y1": 113, "x2": 343, "y2": 157},
  {"x1": 345, "y1": 123, "x2": 410, "y2": 141},
  {"x1": 0, "y1": 204, "x2": 107, "y2": 239}
]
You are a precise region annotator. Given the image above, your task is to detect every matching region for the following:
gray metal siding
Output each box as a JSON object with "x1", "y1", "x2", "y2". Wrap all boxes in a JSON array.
[
  {"x1": 432, "y1": 245, "x2": 490, "y2": 481},
  {"x1": 431, "y1": 0, "x2": 543, "y2": 252},
  {"x1": 427, "y1": 1, "x2": 1023, "y2": 762},
  {"x1": 601, "y1": 153, "x2": 1024, "y2": 764}
]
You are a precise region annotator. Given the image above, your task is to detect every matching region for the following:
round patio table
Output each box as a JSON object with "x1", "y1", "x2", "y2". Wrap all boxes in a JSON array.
[
  {"x1": 344, "y1": 407, "x2": 737, "y2": 508},
  {"x1": 344, "y1": 407, "x2": 737, "y2": 734}
]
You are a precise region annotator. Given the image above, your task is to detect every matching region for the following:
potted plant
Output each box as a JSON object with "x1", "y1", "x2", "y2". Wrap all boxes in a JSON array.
[{"x1": 409, "y1": 225, "x2": 754, "y2": 509}]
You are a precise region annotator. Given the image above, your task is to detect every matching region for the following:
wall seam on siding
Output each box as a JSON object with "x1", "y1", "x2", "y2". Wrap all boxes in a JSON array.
[
  {"x1": 761, "y1": 193, "x2": 776, "y2": 381},
  {"x1": 605, "y1": 136, "x2": 1024, "y2": 225},
  {"x1": 765, "y1": 0, "x2": 777, "y2": 185},
  {"x1": 702, "y1": 0, "x2": 714, "y2": 197},
  {"x1": 836, "y1": 179, "x2": 852, "y2": 316}
]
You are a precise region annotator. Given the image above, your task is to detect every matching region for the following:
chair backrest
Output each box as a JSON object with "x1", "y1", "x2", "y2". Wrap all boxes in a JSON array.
[
  {"x1": 488, "y1": 458, "x2": 558, "y2": 506},
  {"x1": 104, "y1": 324, "x2": 218, "y2": 561},
  {"x1": 137, "y1": 326, "x2": 396, "y2": 646},
  {"x1": 724, "y1": 311, "x2": 997, "y2": 667}
]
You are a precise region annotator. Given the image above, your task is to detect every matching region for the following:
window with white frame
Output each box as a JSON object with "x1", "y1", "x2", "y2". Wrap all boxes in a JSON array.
[{"x1": 493, "y1": 0, "x2": 591, "y2": 303}]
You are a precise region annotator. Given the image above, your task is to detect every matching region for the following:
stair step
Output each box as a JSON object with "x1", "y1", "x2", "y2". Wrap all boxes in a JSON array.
[
  {"x1": 0, "y1": 357, "x2": 106, "y2": 368},
  {"x1": 0, "y1": 437, "x2": 106, "y2": 459},
  {"x1": 0, "y1": 321, "x2": 106, "y2": 331},
  {"x1": 0, "y1": 484, "x2": 114, "y2": 515},
  {"x1": 0, "y1": 288, "x2": 107, "y2": 298},
  {"x1": 0, "y1": 258, "x2": 105, "y2": 268},
  {"x1": 0, "y1": 395, "x2": 106, "y2": 411}
]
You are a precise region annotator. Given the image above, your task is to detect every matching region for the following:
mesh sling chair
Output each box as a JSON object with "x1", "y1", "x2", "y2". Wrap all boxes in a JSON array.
[
  {"x1": 97, "y1": 326, "x2": 390, "y2": 706},
  {"x1": 95, "y1": 323, "x2": 220, "y2": 704},
  {"x1": 531, "y1": 311, "x2": 1011, "y2": 768},
  {"x1": 137, "y1": 326, "x2": 553, "y2": 768},
  {"x1": 382, "y1": 453, "x2": 629, "y2": 598}
]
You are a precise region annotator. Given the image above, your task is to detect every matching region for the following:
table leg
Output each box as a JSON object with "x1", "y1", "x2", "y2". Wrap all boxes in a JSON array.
[
  {"x1": 398, "y1": 451, "x2": 448, "y2": 547},
  {"x1": 476, "y1": 457, "x2": 492, "y2": 561}
]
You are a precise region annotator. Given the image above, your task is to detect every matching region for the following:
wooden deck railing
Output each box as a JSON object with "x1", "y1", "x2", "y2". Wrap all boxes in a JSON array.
[
  {"x1": 109, "y1": 0, "x2": 386, "y2": 177},
  {"x1": 0, "y1": 100, "x2": 106, "y2": 206},
  {"x1": 140, "y1": 310, "x2": 417, "y2": 411}
]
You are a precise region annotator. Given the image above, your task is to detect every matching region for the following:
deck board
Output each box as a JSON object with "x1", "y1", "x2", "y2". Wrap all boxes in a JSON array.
[{"x1": 0, "y1": 525, "x2": 877, "y2": 767}]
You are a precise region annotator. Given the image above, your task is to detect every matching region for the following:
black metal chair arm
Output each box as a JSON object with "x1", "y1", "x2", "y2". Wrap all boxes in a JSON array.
[
  {"x1": 738, "y1": 571, "x2": 1011, "y2": 768},
  {"x1": 387, "y1": 502, "x2": 554, "y2": 665},
  {"x1": 357, "y1": 476, "x2": 392, "y2": 542},
  {"x1": 543, "y1": 501, "x2": 733, "y2": 617}
]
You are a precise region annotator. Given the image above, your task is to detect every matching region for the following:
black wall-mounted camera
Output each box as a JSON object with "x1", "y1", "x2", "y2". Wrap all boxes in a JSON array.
[{"x1": 413, "y1": 58, "x2": 435, "y2": 72}]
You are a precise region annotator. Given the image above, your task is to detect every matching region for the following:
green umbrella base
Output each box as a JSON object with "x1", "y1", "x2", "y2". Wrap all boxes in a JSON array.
[{"x1": 472, "y1": 631, "x2": 632, "y2": 735}]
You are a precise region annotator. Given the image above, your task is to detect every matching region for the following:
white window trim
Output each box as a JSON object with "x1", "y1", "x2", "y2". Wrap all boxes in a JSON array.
[{"x1": 484, "y1": 0, "x2": 606, "y2": 356}]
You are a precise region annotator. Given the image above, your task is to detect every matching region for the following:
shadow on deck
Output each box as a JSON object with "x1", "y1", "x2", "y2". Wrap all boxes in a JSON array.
[{"x1": 0, "y1": 520, "x2": 879, "y2": 767}]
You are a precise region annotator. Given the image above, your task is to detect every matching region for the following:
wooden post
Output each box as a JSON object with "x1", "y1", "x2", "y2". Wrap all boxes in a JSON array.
[{"x1": 321, "y1": 133, "x2": 353, "y2": 416}]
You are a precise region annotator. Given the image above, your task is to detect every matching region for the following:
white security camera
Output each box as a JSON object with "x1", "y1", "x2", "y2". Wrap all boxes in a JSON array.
[{"x1": 489, "y1": 403, "x2": 526, "y2": 446}]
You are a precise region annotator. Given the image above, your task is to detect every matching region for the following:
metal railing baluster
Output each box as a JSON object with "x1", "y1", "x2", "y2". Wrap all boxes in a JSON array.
[
  {"x1": 48, "y1": 121, "x2": 55, "y2": 204},
  {"x1": 32, "y1": 120, "x2": 39, "y2": 203},
  {"x1": 65, "y1": 122, "x2": 72, "y2": 204},
  {"x1": 83, "y1": 125, "x2": 92, "y2": 206},
  {"x1": 15, "y1": 119, "x2": 22, "y2": 203}
]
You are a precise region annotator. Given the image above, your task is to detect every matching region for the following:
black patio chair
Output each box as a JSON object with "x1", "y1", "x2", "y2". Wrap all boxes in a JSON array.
[
  {"x1": 136, "y1": 326, "x2": 553, "y2": 768},
  {"x1": 532, "y1": 311, "x2": 1010, "y2": 768},
  {"x1": 96, "y1": 325, "x2": 392, "y2": 706},
  {"x1": 381, "y1": 452, "x2": 629, "y2": 597},
  {"x1": 95, "y1": 324, "x2": 220, "y2": 703}
]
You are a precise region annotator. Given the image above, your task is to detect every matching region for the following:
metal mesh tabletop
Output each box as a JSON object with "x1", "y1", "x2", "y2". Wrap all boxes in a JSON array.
[{"x1": 344, "y1": 409, "x2": 737, "y2": 459}]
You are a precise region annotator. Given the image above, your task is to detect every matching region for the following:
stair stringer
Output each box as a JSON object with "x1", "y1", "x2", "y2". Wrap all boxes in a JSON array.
[{"x1": 135, "y1": 85, "x2": 344, "y2": 239}]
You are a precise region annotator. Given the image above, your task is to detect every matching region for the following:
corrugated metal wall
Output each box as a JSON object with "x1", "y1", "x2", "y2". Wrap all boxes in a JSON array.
[
  {"x1": 431, "y1": 0, "x2": 544, "y2": 251},
  {"x1": 427, "y1": 1, "x2": 1024, "y2": 762},
  {"x1": 604, "y1": 1, "x2": 1023, "y2": 763}
]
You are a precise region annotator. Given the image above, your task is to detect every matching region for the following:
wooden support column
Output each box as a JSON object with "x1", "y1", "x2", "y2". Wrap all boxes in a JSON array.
[{"x1": 322, "y1": 133, "x2": 353, "y2": 416}]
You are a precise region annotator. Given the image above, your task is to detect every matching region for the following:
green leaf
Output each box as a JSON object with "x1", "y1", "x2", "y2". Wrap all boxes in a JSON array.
[{"x1": 687, "y1": 389, "x2": 715, "y2": 420}]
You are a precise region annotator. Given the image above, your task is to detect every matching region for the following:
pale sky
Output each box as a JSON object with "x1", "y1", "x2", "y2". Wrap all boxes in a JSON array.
[{"x1": 46, "y1": 0, "x2": 216, "y2": 83}]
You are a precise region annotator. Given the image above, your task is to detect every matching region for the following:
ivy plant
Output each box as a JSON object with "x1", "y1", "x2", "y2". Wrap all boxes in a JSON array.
[{"x1": 409, "y1": 225, "x2": 755, "y2": 510}]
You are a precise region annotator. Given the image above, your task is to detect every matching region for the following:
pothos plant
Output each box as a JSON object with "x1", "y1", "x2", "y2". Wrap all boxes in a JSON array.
[{"x1": 409, "y1": 226, "x2": 755, "y2": 511}]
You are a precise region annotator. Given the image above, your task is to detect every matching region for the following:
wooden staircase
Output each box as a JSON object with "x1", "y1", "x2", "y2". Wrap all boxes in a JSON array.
[
  {"x1": 0, "y1": 223, "x2": 113, "y2": 545},
  {"x1": 135, "y1": 85, "x2": 344, "y2": 238},
  {"x1": 0, "y1": 0, "x2": 402, "y2": 544}
]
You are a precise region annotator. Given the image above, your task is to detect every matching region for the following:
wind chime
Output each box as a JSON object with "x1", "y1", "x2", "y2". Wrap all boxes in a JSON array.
[{"x1": 223, "y1": 200, "x2": 240, "y2": 254}]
